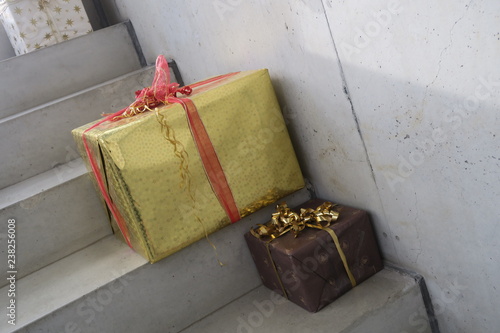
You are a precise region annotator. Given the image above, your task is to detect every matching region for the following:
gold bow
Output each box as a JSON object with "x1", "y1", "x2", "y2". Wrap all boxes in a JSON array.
[{"x1": 251, "y1": 202, "x2": 339, "y2": 240}]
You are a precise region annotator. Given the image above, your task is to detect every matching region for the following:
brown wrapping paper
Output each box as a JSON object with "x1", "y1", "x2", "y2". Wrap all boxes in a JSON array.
[{"x1": 245, "y1": 199, "x2": 383, "y2": 312}]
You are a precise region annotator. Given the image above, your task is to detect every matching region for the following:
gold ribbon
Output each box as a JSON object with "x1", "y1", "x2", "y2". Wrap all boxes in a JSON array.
[
  {"x1": 155, "y1": 106, "x2": 223, "y2": 266},
  {"x1": 251, "y1": 202, "x2": 356, "y2": 297}
]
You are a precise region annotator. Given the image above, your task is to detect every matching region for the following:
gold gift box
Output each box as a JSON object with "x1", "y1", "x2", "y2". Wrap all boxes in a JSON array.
[{"x1": 72, "y1": 69, "x2": 305, "y2": 263}]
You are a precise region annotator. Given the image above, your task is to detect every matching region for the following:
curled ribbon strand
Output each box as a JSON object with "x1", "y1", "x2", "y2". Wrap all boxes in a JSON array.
[{"x1": 82, "y1": 55, "x2": 240, "y2": 251}]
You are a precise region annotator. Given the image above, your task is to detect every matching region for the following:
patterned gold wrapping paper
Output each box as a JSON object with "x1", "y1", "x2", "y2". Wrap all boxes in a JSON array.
[
  {"x1": 72, "y1": 69, "x2": 305, "y2": 263},
  {"x1": 0, "y1": 0, "x2": 92, "y2": 55}
]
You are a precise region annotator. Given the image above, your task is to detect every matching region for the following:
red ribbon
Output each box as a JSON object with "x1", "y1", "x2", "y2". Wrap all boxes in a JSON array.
[{"x1": 83, "y1": 55, "x2": 241, "y2": 248}]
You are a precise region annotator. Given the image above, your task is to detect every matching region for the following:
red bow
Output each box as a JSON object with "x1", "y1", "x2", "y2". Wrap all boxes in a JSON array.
[{"x1": 116, "y1": 56, "x2": 193, "y2": 119}]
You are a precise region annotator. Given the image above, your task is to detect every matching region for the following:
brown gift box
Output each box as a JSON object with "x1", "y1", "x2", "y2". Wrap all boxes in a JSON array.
[{"x1": 244, "y1": 199, "x2": 383, "y2": 312}]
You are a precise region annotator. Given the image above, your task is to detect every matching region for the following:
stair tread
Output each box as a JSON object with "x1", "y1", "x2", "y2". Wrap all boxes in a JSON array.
[
  {"x1": 0, "y1": 62, "x2": 184, "y2": 190},
  {"x1": 0, "y1": 66, "x2": 154, "y2": 124},
  {"x1": 1, "y1": 188, "x2": 312, "y2": 333},
  {"x1": 0, "y1": 157, "x2": 113, "y2": 287},
  {"x1": 0, "y1": 158, "x2": 86, "y2": 210},
  {"x1": 0, "y1": 22, "x2": 143, "y2": 119},
  {"x1": 0, "y1": 65, "x2": 156, "y2": 190},
  {"x1": 0, "y1": 235, "x2": 147, "y2": 332},
  {"x1": 181, "y1": 268, "x2": 424, "y2": 333}
]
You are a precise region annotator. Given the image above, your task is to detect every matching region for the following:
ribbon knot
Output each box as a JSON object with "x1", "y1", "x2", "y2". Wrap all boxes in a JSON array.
[
  {"x1": 112, "y1": 57, "x2": 195, "y2": 119},
  {"x1": 251, "y1": 202, "x2": 340, "y2": 240},
  {"x1": 171, "y1": 85, "x2": 193, "y2": 97},
  {"x1": 300, "y1": 201, "x2": 339, "y2": 228},
  {"x1": 271, "y1": 203, "x2": 302, "y2": 237}
]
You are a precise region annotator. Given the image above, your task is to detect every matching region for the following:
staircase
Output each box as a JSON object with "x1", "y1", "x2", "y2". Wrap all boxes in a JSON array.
[{"x1": 0, "y1": 22, "x2": 437, "y2": 333}]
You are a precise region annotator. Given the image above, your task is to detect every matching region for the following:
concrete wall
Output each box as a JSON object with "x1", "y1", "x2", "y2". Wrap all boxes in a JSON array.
[{"x1": 104, "y1": 1, "x2": 498, "y2": 332}]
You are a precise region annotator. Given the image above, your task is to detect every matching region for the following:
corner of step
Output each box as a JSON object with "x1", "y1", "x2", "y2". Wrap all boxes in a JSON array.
[
  {"x1": 0, "y1": 158, "x2": 87, "y2": 210},
  {"x1": 0, "y1": 235, "x2": 147, "y2": 333}
]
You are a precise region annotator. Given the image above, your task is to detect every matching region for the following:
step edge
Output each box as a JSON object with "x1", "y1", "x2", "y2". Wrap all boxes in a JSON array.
[
  {"x1": 178, "y1": 285, "x2": 263, "y2": 333},
  {"x1": 2, "y1": 188, "x2": 311, "y2": 332},
  {"x1": 0, "y1": 22, "x2": 143, "y2": 118},
  {"x1": 0, "y1": 158, "x2": 87, "y2": 209},
  {"x1": 123, "y1": 20, "x2": 147, "y2": 67},
  {"x1": 335, "y1": 267, "x2": 425, "y2": 333},
  {"x1": 0, "y1": 227, "x2": 114, "y2": 291},
  {"x1": 0, "y1": 235, "x2": 148, "y2": 332},
  {"x1": 384, "y1": 262, "x2": 441, "y2": 333},
  {"x1": 0, "y1": 65, "x2": 155, "y2": 124},
  {"x1": 180, "y1": 268, "x2": 421, "y2": 333},
  {"x1": 0, "y1": 22, "x2": 130, "y2": 65}
]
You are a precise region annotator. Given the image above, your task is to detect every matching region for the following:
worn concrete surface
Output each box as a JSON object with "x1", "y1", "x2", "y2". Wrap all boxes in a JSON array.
[
  {"x1": 181, "y1": 269, "x2": 430, "y2": 333},
  {"x1": 0, "y1": 159, "x2": 111, "y2": 288},
  {"x1": 0, "y1": 66, "x2": 155, "y2": 189},
  {"x1": 0, "y1": 22, "x2": 142, "y2": 119}
]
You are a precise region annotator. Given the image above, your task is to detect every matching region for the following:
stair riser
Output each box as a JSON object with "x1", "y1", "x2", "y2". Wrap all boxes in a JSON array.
[
  {"x1": 13, "y1": 189, "x2": 312, "y2": 333},
  {"x1": 180, "y1": 270, "x2": 432, "y2": 333},
  {"x1": 0, "y1": 173, "x2": 111, "y2": 288},
  {"x1": 0, "y1": 22, "x2": 143, "y2": 119},
  {"x1": 0, "y1": 67, "x2": 155, "y2": 190}
]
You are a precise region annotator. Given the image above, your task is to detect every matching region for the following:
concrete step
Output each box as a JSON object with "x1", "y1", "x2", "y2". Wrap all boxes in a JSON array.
[
  {"x1": 0, "y1": 158, "x2": 112, "y2": 288},
  {"x1": 181, "y1": 268, "x2": 432, "y2": 333},
  {"x1": 0, "y1": 66, "x2": 156, "y2": 190},
  {"x1": 0, "y1": 188, "x2": 311, "y2": 333},
  {"x1": 0, "y1": 21, "x2": 145, "y2": 119}
]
